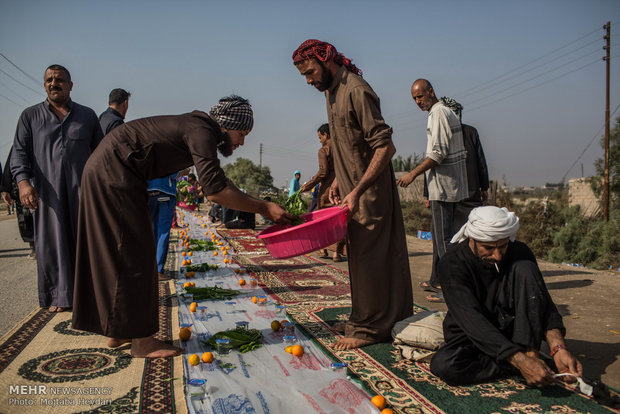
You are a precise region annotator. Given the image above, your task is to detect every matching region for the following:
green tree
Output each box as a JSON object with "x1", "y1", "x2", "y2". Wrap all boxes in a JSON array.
[
  {"x1": 590, "y1": 116, "x2": 619, "y2": 210},
  {"x1": 222, "y1": 158, "x2": 274, "y2": 196},
  {"x1": 392, "y1": 153, "x2": 423, "y2": 172}
]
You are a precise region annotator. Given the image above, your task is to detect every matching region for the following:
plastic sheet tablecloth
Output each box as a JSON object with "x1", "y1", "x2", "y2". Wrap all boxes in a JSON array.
[{"x1": 174, "y1": 209, "x2": 378, "y2": 414}]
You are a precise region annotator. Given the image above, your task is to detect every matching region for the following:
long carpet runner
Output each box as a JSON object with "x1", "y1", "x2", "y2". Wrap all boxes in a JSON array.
[
  {"x1": 226, "y1": 228, "x2": 619, "y2": 414},
  {"x1": 0, "y1": 281, "x2": 185, "y2": 413}
]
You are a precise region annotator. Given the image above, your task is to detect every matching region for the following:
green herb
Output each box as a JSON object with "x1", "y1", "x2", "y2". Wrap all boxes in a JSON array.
[
  {"x1": 184, "y1": 263, "x2": 219, "y2": 272},
  {"x1": 184, "y1": 286, "x2": 241, "y2": 300},
  {"x1": 201, "y1": 327, "x2": 263, "y2": 353},
  {"x1": 284, "y1": 190, "x2": 308, "y2": 226},
  {"x1": 188, "y1": 239, "x2": 216, "y2": 251}
]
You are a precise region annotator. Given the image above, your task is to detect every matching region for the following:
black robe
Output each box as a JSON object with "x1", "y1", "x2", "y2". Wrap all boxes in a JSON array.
[{"x1": 430, "y1": 240, "x2": 565, "y2": 385}]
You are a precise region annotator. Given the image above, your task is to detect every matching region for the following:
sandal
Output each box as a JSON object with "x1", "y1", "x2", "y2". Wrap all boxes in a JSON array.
[
  {"x1": 419, "y1": 280, "x2": 441, "y2": 294},
  {"x1": 426, "y1": 293, "x2": 445, "y2": 303}
]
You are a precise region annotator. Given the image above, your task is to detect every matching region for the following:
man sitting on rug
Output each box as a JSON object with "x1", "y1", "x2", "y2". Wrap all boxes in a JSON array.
[{"x1": 430, "y1": 206, "x2": 583, "y2": 386}]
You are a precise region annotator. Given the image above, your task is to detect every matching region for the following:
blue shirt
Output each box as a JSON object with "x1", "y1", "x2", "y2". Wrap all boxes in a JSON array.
[{"x1": 147, "y1": 173, "x2": 177, "y2": 196}]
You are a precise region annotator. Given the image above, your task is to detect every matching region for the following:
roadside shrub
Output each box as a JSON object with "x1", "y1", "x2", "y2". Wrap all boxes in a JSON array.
[
  {"x1": 400, "y1": 200, "x2": 432, "y2": 235},
  {"x1": 548, "y1": 208, "x2": 620, "y2": 270}
]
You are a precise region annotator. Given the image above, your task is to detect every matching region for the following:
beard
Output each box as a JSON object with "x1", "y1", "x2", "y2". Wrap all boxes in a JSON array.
[
  {"x1": 313, "y1": 61, "x2": 334, "y2": 92},
  {"x1": 217, "y1": 131, "x2": 234, "y2": 157}
]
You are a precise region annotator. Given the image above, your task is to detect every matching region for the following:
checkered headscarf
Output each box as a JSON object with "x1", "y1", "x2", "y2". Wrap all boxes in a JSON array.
[
  {"x1": 292, "y1": 39, "x2": 363, "y2": 77},
  {"x1": 440, "y1": 97, "x2": 463, "y2": 120},
  {"x1": 209, "y1": 95, "x2": 254, "y2": 131}
]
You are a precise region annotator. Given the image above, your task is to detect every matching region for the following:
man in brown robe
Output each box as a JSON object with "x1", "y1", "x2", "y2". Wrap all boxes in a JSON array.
[
  {"x1": 72, "y1": 95, "x2": 293, "y2": 357},
  {"x1": 293, "y1": 40, "x2": 413, "y2": 350},
  {"x1": 299, "y1": 123, "x2": 345, "y2": 261}
]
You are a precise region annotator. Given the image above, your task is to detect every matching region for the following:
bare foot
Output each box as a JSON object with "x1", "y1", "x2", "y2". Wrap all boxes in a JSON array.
[
  {"x1": 47, "y1": 306, "x2": 70, "y2": 313},
  {"x1": 107, "y1": 338, "x2": 132, "y2": 348},
  {"x1": 331, "y1": 322, "x2": 346, "y2": 333},
  {"x1": 331, "y1": 337, "x2": 373, "y2": 350},
  {"x1": 131, "y1": 336, "x2": 183, "y2": 358}
]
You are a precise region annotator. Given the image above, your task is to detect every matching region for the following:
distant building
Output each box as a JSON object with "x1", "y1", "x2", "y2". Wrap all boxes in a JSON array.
[{"x1": 569, "y1": 177, "x2": 600, "y2": 218}]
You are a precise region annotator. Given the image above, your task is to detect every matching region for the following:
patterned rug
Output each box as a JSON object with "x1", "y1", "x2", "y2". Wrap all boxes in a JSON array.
[
  {"x1": 0, "y1": 280, "x2": 185, "y2": 414},
  {"x1": 227, "y1": 230, "x2": 619, "y2": 414}
]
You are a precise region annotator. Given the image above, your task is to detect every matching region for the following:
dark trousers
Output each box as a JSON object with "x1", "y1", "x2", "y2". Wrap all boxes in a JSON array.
[
  {"x1": 15, "y1": 201, "x2": 34, "y2": 243},
  {"x1": 430, "y1": 260, "x2": 553, "y2": 385},
  {"x1": 429, "y1": 198, "x2": 481, "y2": 286}
]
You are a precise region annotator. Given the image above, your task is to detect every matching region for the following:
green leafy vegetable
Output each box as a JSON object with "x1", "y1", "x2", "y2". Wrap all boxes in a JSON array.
[
  {"x1": 188, "y1": 239, "x2": 216, "y2": 251},
  {"x1": 184, "y1": 263, "x2": 219, "y2": 272},
  {"x1": 284, "y1": 190, "x2": 308, "y2": 226},
  {"x1": 184, "y1": 286, "x2": 241, "y2": 300},
  {"x1": 202, "y1": 327, "x2": 263, "y2": 353}
]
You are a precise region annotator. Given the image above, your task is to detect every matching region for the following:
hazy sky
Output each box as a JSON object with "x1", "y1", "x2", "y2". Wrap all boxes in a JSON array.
[{"x1": 0, "y1": 0, "x2": 618, "y2": 188}]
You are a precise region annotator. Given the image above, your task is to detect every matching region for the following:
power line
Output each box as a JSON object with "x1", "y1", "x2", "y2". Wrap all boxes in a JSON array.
[
  {"x1": 560, "y1": 103, "x2": 620, "y2": 183},
  {"x1": 455, "y1": 40, "x2": 602, "y2": 101},
  {"x1": 0, "y1": 53, "x2": 41, "y2": 86},
  {"x1": 0, "y1": 92, "x2": 23, "y2": 108},
  {"x1": 453, "y1": 26, "x2": 601, "y2": 97},
  {"x1": 385, "y1": 24, "x2": 604, "y2": 122},
  {"x1": 0, "y1": 68, "x2": 44, "y2": 97},
  {"x1": 465, "y1": 50, "x2": 602, "y2": 108},
  {"x1": 466, "y1": 59, "x2": 600, "y2": 114},
  {"x1": 0, "y1": 79, "x2": 31, "y2": 105}
]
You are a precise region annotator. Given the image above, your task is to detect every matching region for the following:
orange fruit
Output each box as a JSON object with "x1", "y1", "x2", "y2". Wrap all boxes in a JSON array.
[
  {"x1": 270, "y1": 320, "x2": 281, "y2": 331},
  {"x1": 285, "y1": 346, "x2": 294, "y2": 354},
  {"x1": 186, "y1": 259, "x2": 192, "y2": 265},
  {"x1": 280, "y1": 319, "x2": 288, "y2": 326},
  {"x1": 183, "y1": 282, "x2": 193, "y2": 288},
  {"x1": 201, "y1": 352, "x2": 214, "y2": 363},
  {"x1": 371, "y1": 395, "x2": 386, "y2": 410},
  {"x1": 381, "y1": 409, "x2": 394, "y2": 414},
  {"x1": 179, "y1": 327, "x2": 192, "y2": 340},
  {"x1": 188, "y1": 251, "x2": 193, "y2": 256},
  {"x1": 188, "y1": 354, "x2": 200, "y2": 366},
  {"x1": 182, "y1": 251, "x2": 187, "y2": 256},
  {"x1": 239, "y1": 279, "x2": 246, "y2": 286},
  {"x1": 189, "y1": 302, "x2": 198, "y2": 312},
  {"x1": 252, "y1": 296, "x2": 258, "y2": 304},
  {"x1": 291, "y1": 344, "x2": 304, "y2": 357}
]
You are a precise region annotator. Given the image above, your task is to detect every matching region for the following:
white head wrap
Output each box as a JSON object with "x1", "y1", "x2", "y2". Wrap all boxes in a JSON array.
[{"x1": 450, "y1": 206, "x2": 520, "y2": 244}]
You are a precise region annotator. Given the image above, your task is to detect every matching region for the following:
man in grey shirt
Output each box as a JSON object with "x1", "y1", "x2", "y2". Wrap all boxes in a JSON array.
[{"x1": 11, "y1": 64, "x2": 103, "y2": 312}]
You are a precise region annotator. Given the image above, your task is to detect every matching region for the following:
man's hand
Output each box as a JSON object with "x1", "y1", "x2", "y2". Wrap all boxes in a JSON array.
[
  {"x1": 423, "y1": 197, "x2": 430, "y2": 209},
  {"x1": 340, "y1": 189, "x2": 360, "y2": 214},
  {"x1": 481, "y1": 190, "x2": 489, "y2": 204},
  {"x1": 328, "y1": 179, "x2": 340, "y2": 205},
  {"x1": 554, "y1": 349, "x2": 583, "y2": 380},
  {"x1": 508, "y1": 351, "x2": 555, "y2": 386},
  {"x1": 18, "y1": 180, "x2": 38, "y2": 210},
  {"x1": 1, "y1": 192, "x2": 13, "y2": 205},
  {"x1": 263, "y1": 202, "x2": 294, "y2": 225},
  {"x1": 396, "y1": 171, "x2": 416, "y2": 188}
]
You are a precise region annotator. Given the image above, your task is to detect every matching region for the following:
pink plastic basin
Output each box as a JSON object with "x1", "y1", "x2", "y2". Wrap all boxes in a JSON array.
[{"x1": 257, "y1": 206, "x2": 349, "y2": 259}]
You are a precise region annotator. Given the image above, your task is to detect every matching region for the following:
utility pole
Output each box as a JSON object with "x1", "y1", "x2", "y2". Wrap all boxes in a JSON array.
[
  {"x1": 259, "y1": 143, "x2": 263, "y2": 168},
  {"x1": 603, "y1": 22, "x2": 611, "y2": 221}
]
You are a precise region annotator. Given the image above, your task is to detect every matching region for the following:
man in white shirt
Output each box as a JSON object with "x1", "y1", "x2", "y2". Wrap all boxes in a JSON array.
[{"x1": 397, "y1": 79, "x2": 468, "y2": 301}]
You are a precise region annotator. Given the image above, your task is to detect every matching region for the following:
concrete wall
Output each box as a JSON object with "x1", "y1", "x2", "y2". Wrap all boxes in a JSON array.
[{"x1": 568, "y1": 177, "x2": 601, "y2": 218}]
